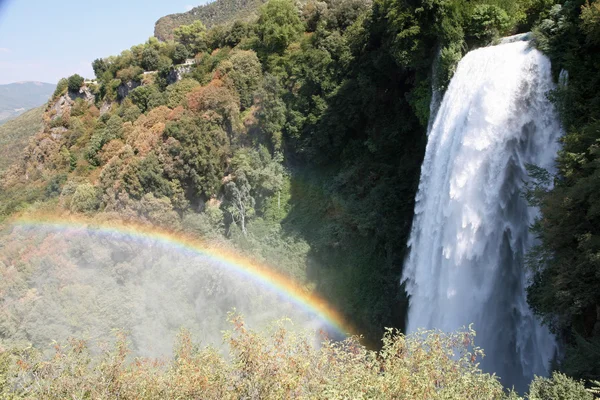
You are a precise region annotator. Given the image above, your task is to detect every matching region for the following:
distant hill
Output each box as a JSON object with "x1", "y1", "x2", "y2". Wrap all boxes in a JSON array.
[
  {"x1": 154, "y1": 0, "x2": 266, "y2": 41},
  {"x1": 0, "y1": 106, "x2": 43, "y2": 173},
  {"x1": 0, "y1": 81, "x2": 55, "y2": 125}
]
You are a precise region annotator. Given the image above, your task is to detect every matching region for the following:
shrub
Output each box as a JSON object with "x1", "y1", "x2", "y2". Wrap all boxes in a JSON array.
[
  {"x1": 67, "y1": 74, "x2": 85, "y2": 92},
  {"x1": 130, "y1": 85, "x2": 166, "y2": 113},
  {"x1": 116, "y1": 66, "x2": 144, "y2": 82},
  {"x1": 528, "y1": 372, "x2": 594, "y2": 400},
  {"x1": 70, "y1": 183, "x2": 100, "y2": 213},
  {"x1": 45, "y1": 173, "x2": 68, "y2": 198},
  {"x1": 53, "y1": 78, "x2": 68, "y2": 99},
  {"x1": 165, "y1": 78, "x2": 200, "y2": 108}
]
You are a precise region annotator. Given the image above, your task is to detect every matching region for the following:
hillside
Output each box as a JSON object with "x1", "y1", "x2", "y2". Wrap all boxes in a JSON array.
[
  {"x1": 0, "y1": 106, "x2": 43, "y2": 173},
  {"x1": 154, "y1": 0, "x2": 265, "y2": 40},
  {"x1": 0, "y1": 82, "x2": 55, "y2": 125},
  {"x1": 1, "y1": 0, "x2": 600, "y2": 396}
]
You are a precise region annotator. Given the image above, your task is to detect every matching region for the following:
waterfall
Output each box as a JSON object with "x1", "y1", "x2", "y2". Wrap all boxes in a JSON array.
[{"x1": 402, "y1": 39, "x2": 561, "y2": 391}]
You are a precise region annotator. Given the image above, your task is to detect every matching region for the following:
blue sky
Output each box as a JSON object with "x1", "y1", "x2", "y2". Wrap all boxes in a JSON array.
[{"x1": 0, "y1": 0, "x2": 209, "y2": 84}]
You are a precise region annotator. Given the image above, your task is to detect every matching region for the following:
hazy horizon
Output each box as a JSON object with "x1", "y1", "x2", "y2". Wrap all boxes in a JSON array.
[{"x1": 0, "y1": 0, "x2": 210, "y2": 85}]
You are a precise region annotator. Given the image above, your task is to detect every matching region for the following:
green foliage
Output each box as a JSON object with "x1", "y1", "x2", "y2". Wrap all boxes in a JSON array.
[
  {"x1": 227, "y1": 50, "x2": 263, "y2": 109},
  {"x1": 45, "y1": 173, "x2": 67, "y2": 198},
  {"x1": 53, "y1": 78, "x2": 68, "y2": 99},
  {"x1": 163, "y1": 115, "x2": 230, "y2": 198},
  {"x1": 0, "y1": 0, "x2": 578, "y2": 387},
  {"x1": 467, "y1": 4, "x2": 512, "y2": 41},
  {"x1": 581, "y1": 0, "x2": 600, "y2": 44},
  {"x1": 525, "y1": 0, "x2": 600, "y2": 382},
  {"x1": 255, "y1": 74, "x2": 285, "y2": 150},
  {"x1": 116, "y1": 65, "x2": 143, "y2": 82},
  {"x1": 86, "y1": 115, "x2": 124, "y2": 165},
  {"x1": 172, "y1": 43, "x2": 191, "y2": 64},
  {"x1": 67, "y1": 74, "x2": 85, "y2": 92},
  {"x1": 70, "y1": 183, "x2": 100, "y2": 213},
  {"x1": 92, "y1": 58, "x2": 109, "y2": 78},
  {"x1": 0, "y1": 318, "x2": 509, "y2": 399},
  {"x1": 129, "y1": 85, "x2": 166, "y2": 113},
  {"x1": 120, "y1": 103, "x2": 142, "y2": 123},
  {"x1": 165, "y1": 78, "x2": 200, "y2": 108},
  {"x1": 182, "y1": 205, "x2": 225, "y2": 238},
  {"x1": 256, "y1": 0, "x2": 304, "y2": 54},
  {"x1": 141, "y1": 47, "x2": 161, "y2": 71},
  {"x1": 70, "y1": 98, "x2": 88, "y2": 117},
  {"x1": 154, "y1": 0, "x2": 266, "y2": 41},
  {"x1": 0, "y1": 106, "x2": 44, "y2": 173},
  {"x1": 174, "y1": 20, "x2": 209, "y2": 55},
  {"x1": 224, "y1": 172, "x2": 255, "y2": 234},
  {"x1": 528, "y1": 372, "x2": 594, "y2": 400},
  {"x1": 3, "y1": 315, "x2": 594, "y2": 399}
]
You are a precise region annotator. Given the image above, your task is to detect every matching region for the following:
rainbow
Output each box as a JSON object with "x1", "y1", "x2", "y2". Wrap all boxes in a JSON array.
[{"x1": 9, "y1": 214, "x2": 354, "y2": 336}]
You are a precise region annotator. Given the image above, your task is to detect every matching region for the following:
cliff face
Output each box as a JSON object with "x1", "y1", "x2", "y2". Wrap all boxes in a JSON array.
[{"x1": 154, "y1": 0, "x2": 266, "y2": 41}]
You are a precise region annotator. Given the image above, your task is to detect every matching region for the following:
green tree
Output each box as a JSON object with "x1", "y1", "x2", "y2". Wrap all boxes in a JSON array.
[
  {"x1": 227, "y1": 50, "x2": 263, "y2": 109},
  {"x1": 116, "y1": 66, "x2": 144, "y2": 82},
  {"x1": 92, "y1": 58, "x2": 109, "y2": 79},
  {"x1": 141, "y1": 47, "x2": 161, "y2": 71},
  {"x1": 257, "y1": 0, "x2": 304, "y2": 54},
  {"x1": 467, "y1": 4, "x2": 512, "y2": 42},
  {"x1": 130, "y1": 85, "x2": 166, "y2": 113},
  {"x1": 86, "y1": 115, "x2": 124, "y2": 165},
  {"x1": 526, "y1": 0, "x2": 600, "y2": 381},
  {"x1": 70, "y1": 183, "x2": 100, "y2": 213},
  {"x1": 165, "y1": 78, "x2": 200, "y2": 108},
  {"x1": 53, "y1": 78, "x2": 68, "y2": 99},
  {"x1": 224, "y1": 172, "x2": 255, "y2": 235},
  {"x1": 174, "y1": 20, "x2": 208, "y2": 54},
  {"x1": 162, "y1": 115, "x2": 229, "y2": 198},
  {"x1": 67, "y1": 74, "x2": 85, "y2": 92},
  {"x1": 256, "y1": 74, "x2": 286, "y2": 150},
  {"x1": 173, "y1": 43, "x2": 191, "y2": 64}
]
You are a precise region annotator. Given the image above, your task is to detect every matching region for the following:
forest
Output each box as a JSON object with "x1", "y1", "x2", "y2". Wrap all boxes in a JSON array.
[{"x1": 0, "y1": 0, "x2": 599, "y2": 397}]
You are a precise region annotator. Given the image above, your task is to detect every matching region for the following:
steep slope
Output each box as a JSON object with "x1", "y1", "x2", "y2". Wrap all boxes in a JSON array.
[
  {"x1": 0, "y1": 82, "x2": 55, "y2": 124},
  {"x1": 0, "y1": 106, "x2": 43, "y2": 173},
  {"x1": 154, "y1": 0, "x2": 265, "y2": 40}
]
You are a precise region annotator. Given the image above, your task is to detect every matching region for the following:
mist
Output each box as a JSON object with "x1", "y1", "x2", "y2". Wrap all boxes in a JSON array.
[{"x1": 0, "y1": 224, "x2": 331, "y2": 357}]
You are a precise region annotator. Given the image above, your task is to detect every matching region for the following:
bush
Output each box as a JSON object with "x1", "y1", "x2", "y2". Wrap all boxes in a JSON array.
[
  {"x1": 67, "y1": 74, "x2": 85, "y2": 92},
  {"x1": 70, "y1": 183, "x2": 100, "y2": 213},
  {"x1": 45, "y1": 173, "x2": 68, "y2": 198},
  {"x1": 53, "y1": 78, "x2": 68, "y2": 99},
  {"x1": 165, "y1": 78, "x2": 200, "y2": 108},
  {"x1": 528, "y1": 372, "x2": 594, "y2": 400},
  {"x1": 116, "y1": 66, "x2": 144, "y2": 82},
  {"x1": 0, "y1": 319, "x2": 505, "y2": 399},
  {"x1": 130, "y1": 85, "x2": 166, "y2": 113}
]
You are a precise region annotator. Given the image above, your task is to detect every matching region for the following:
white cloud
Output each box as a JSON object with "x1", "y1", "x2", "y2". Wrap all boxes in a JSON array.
[
  {"x1": 185, "y1": 5, "x2": 194, "y2": 11},
  {"x1": 0, "y1": 48, "x2": 10, "y2": 53}
]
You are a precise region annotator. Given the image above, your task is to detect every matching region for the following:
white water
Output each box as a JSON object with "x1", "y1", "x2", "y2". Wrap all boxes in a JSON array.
[{"x1": 402, "y1": 40, "x2": 561, "y2": 390}]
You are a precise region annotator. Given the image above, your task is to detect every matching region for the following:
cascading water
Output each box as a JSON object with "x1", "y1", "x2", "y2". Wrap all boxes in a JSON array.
[{"x1": 402, "y1": 38, "x2": 561, "y2": 391}]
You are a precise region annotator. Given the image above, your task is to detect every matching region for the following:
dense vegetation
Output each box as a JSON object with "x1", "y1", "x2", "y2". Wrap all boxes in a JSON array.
[
  {"x1": 0, "y1": 107, "x2": 43, "y2": 173},
  {"x1": 1, "y1": 315, "x2": 597, "y2": 399},
  {"x1": 154, "y1": 0, "x2": 266, "y2": 40},
  {"x1": 525, "y1": 0, "x2": 600, "y2": 383},
  {"x1": 1, "y1": 0, "x2": 600, "y2": 396}
]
